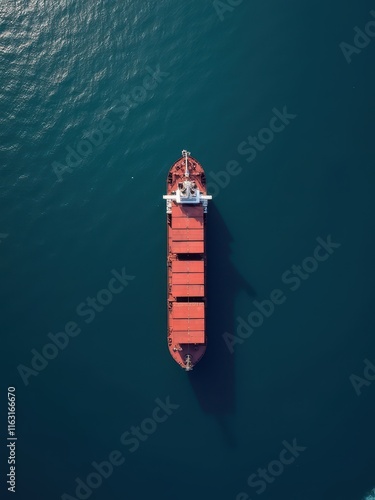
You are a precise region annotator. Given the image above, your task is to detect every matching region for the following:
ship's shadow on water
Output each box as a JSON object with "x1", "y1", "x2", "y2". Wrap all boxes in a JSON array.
[{"x1": 188, "y1": 203, "x2": 256, "y2": 420}]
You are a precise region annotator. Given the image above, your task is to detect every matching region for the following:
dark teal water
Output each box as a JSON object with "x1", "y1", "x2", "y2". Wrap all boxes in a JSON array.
[{"x1": 1, "y1": 1, "x2": 375, "y2": 499}]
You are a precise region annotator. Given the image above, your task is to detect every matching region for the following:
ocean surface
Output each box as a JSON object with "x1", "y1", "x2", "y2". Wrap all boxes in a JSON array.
[{"x1": 1, "y1": 1, "x2": 375, "y2": 499}]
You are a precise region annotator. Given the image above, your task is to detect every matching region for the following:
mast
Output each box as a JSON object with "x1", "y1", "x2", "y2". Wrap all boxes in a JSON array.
[{"x1": 182, "y1": 149, "x2": 190, "y2": 178}]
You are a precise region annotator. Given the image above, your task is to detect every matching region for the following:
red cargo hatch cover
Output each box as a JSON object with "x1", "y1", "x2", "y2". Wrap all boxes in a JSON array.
[
  {"x1": 171, "y1": 228, "x2": 204, "y2": 241},
  {"x1": 171, "y1": 284, "x2": 204, "y2": 297},
  {"x1": 172, "y1": 302, "x2": 205, "y2": 319},
  {"x1": 171, "y1": 241, "x2": 204, "y2": 254},
  {"x1": 172, "y1": 261, "x2": 204, "y2": 273},
  {"x1": 172, "y1": 217, "x2": 203, "y2": 229},
  {"x1": 173, "y1": 331, "x2": 205, "y2": 344}
]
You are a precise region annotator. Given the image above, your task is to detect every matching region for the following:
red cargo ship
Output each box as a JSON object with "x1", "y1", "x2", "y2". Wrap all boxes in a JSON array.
[{"x1": 163, "y1": 151, "x2": 212, "y2": 371}]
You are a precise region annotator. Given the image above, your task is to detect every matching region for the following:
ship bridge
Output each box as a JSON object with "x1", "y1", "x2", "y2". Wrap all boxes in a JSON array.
[{"x1": 163, "y1": 150, "x2": 212, "y2": 211}]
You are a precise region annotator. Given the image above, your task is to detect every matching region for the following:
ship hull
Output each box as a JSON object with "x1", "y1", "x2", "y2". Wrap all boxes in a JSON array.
[{"x1": 163, "y1": 152, "x2": 211, "y2": 371}]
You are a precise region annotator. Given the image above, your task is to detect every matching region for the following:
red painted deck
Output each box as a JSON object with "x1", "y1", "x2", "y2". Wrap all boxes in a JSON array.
[{"x1": 171, "y1": 205, "x2": 204, "y2": 217}]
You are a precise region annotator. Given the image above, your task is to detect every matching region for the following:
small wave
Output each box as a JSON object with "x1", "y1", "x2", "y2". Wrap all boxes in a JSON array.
[{"x1": 364, "y1": 488, "x2": 375, "y2": 500}]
